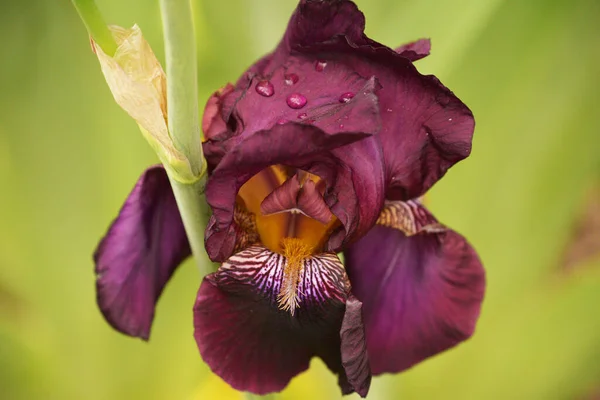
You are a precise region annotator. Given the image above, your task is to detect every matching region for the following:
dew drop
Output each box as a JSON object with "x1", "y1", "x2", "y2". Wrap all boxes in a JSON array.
[
  {"x1": 338, "y1": 92, "x2": 355, "y2": 103},
  {"x1": 386, "y1": 108, "x2": 393, "y2": 112},
  {"x1": 255, "y1": 80, "x2": 274, "y2": 97},
  {"x1": 339, "y1": 124, "x2": 344, "y2": 129},
  {"x1": 287, "y1": 93, "x2": 307, "y2": 109},
  {"x1": 315, "y1": 60, "x2": 327, "y2": 72},
  {"x1": 298, "y1": 112, "x2": 308, "y2": 120},
  {"x1": 277, "y1": 118, "x2": 288, "y2": 125},
  {"x1": 284, "y1": 73, "x2": 299, "y2": 86}
]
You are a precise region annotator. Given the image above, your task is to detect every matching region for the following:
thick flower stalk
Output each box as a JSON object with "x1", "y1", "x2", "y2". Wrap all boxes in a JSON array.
[
  {"x1": 72, "y1": 0, "x2": 224, "y2": 349},
  {"x1": 90, "y1": 0, "x2": 486, "y2": 398}
]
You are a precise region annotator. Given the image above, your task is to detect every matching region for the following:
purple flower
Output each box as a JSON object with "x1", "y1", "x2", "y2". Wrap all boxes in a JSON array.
[{"x1": 94, "y1": 0, "x2": 485, "y2": 397}]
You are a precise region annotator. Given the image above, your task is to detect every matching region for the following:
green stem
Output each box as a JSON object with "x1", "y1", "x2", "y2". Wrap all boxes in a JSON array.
[
  {"x1": 169, "y1": 177, "x2": 213, "y2": 275},
  {"x1": 160, "y1": 0, "x2": 213, "y2": 275},
  {"x1": 71, "y1": 0, "x2": 117, "y2": 55},
  {"x1": 159, "y1": 0, "x2": 204, "y2": 178},
  {"x1": 162, "y1": 2, "x2": 277, "y2": 397}
]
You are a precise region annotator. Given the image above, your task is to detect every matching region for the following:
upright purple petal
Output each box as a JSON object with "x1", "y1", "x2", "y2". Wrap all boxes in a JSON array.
[
  {"x1": 203, "y1": 68, "x2": 385, "y2": 261},
  {"x1": 94, "y1": 166, "x2": 190, "y2": 340},
  {"x1": 233, "y1": 0, "x2": 474, "y2": 199},
  {"x1": 194, "y1": 246, "x2": 370, "y2": 396},
  {"x1": 344, "y1": 201, "x2": 485, "y2": 374}
]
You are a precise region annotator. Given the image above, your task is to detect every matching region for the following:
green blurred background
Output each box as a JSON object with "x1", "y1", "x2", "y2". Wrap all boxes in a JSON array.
[{"x1": 1, "y1": 0, "x2": 599, "y2": 399}]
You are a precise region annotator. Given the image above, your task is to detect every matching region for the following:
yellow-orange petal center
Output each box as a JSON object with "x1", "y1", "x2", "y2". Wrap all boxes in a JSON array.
[{"x1": 236, "y1": 165, "x2": 339, "y2": 255}]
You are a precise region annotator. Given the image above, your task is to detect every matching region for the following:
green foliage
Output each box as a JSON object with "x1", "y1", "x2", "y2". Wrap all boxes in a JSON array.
[{"x1": 0, "y1": 0, "x2": 598, "y2": 399}]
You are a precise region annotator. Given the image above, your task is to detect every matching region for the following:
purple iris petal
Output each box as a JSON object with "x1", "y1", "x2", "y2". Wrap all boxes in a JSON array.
[
  {"x1": 344, "y1": 203, "x2": 485, "y2": 374},
  {"x1": 395, "y1": 38, "x2": 431, "y2": 61},
  {"x1": 203, "y1": 74, "x2": 385, "y2": 262},
  {"x1": 203, "y1": 53, "x2": 382, "y2": 166},
  {"x1": 194, "y1": 246, "x2": 370, "y2": 396},
  {"x1": 94, "y1": 166, "x2": 190, "y2": 340},
  {"x1": 211, "y1": 0, "x2": 473, "y2": 200}
]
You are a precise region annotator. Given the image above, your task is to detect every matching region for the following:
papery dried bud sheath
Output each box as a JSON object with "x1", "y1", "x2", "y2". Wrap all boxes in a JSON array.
[{"x1": 92, "y1": 24, "x2": 201, "y2": 183}]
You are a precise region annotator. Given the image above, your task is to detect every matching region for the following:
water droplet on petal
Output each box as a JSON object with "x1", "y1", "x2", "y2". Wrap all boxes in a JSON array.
[
  {"x1": 386, "y1": 108, "x2": 393, "y2": 112},
  {"x1": 255, "y1": 80, "x2": 274, "y2": 97},
  {"x1": 298, "y1": 112, "x2": 308, "y2": 120},
  {"x1": 339, "y1": 124, "x2": 344, "y2": 129},
  {"x1": 277, "y1": 118, "x2": 288, "y2": 125},
  {"x1": 339, "y1": 92, "x2": 355, "y2": 103},
  {"x1": 315, "y1": 60, "x2": 327, "y2": 72},
  {"x1": 287, "y1": 93, "x2": 307, "y2": 109},
  {"x1": 284, "y1": 73, "x2": 299, "y2": 85}
]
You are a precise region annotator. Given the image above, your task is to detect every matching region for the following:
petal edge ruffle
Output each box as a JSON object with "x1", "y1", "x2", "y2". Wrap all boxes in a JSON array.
[{"x1": 344, "y1": 202, "x2": 485, "y2": 374}]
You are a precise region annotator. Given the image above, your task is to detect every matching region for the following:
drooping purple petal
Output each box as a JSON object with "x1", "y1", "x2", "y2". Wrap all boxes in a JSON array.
[
  {"x1": 344, "y1": 202, "x2": 485, "y2": 374},
  {"x1": 194, "y1": 246, "x2": 370, "y2": 396},
  {"x1": 228, "y1": 0, "x2": 474, "y2": 200},
  {"x1": 94, "y1": 166, "x2": 190, "y2": 340},
  {"x1": 395, "y1": 38, "x2": 431, "y2": 61},
  {"x1": 203, "y1": 72, "x2": 385, "y2": 262}
]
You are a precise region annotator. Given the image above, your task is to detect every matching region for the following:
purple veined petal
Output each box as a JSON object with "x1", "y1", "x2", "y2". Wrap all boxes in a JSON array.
[
  {"x1": 395, "y1": 38, "x2": 431, "y2": 61},
  {"x1": 193, "y1": 245, "x2": 370, "y2": 397},
  {"x1": 376, "y1": 199, "x2": 445, "y2": 235},
  {"x1": 94, "y1": 165, "x2": 190, "y2": 340},
  {"x1": 344, "y1": 201, "x2": 485, "y2": 374}
]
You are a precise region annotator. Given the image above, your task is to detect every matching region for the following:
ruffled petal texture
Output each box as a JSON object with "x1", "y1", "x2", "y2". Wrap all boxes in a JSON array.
[
  {"x1": 344, "y1": 200, "x2": 485, "y2": 374},
  {"x1": 194, "y1": 246, "x2": 371, "y2": 396},
  {"x1": 94, "y1": 166, "x2": 190, "y2": 339},
  {"x1": 203, "y1": 65, "x2": 385, "y2": 261},
  {"x1": 202, "y1": 0, "x2": 474, "y2": 200},
  {"x1": 395, "y1": 38, "x2": 431, "y2": 61}
]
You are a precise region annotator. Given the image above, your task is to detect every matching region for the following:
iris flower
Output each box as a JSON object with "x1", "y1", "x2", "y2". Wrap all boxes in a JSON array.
[{"x1": 94, "y1": 0, "x2": 485, "y2": 397}]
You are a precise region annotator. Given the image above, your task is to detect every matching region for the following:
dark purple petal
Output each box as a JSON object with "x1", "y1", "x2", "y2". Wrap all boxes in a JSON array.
[
  {"x1": 395, "y1": 38, "x2": 431, "y2": 61},
  {"x1": 344, "y1": 203, "x2": 485, "y2": 374},
  {"x1": 340, "y1": 295, "x2": 371, "y2": 396},
  {"x1": 261, "y1": 175, "x2": 334, "y2": 225},
  {"x1": 203, "y1": 53, "x2": 383, "y2": 161},
  {"x1": 296, "y1": 179, "x2": 334, "y2": 224},
  {"x1": 193, "y1": 246, "x2": 370, "y2": 396},
  {"x1": 201, "y1": 83, "x2": 235, "y2": 171},
  {"x1": 94, "y1": 166, "x2": 190, "y2": 340},
  {"x1": 239, "y1": 0, "x2": 474, "y2": 200},
  {"x1": 260, "y1": 174, "x2": 302, "y2": 216},
  {"x1": 204, "y1": 76, "x2": 385, "y2": 261}
]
